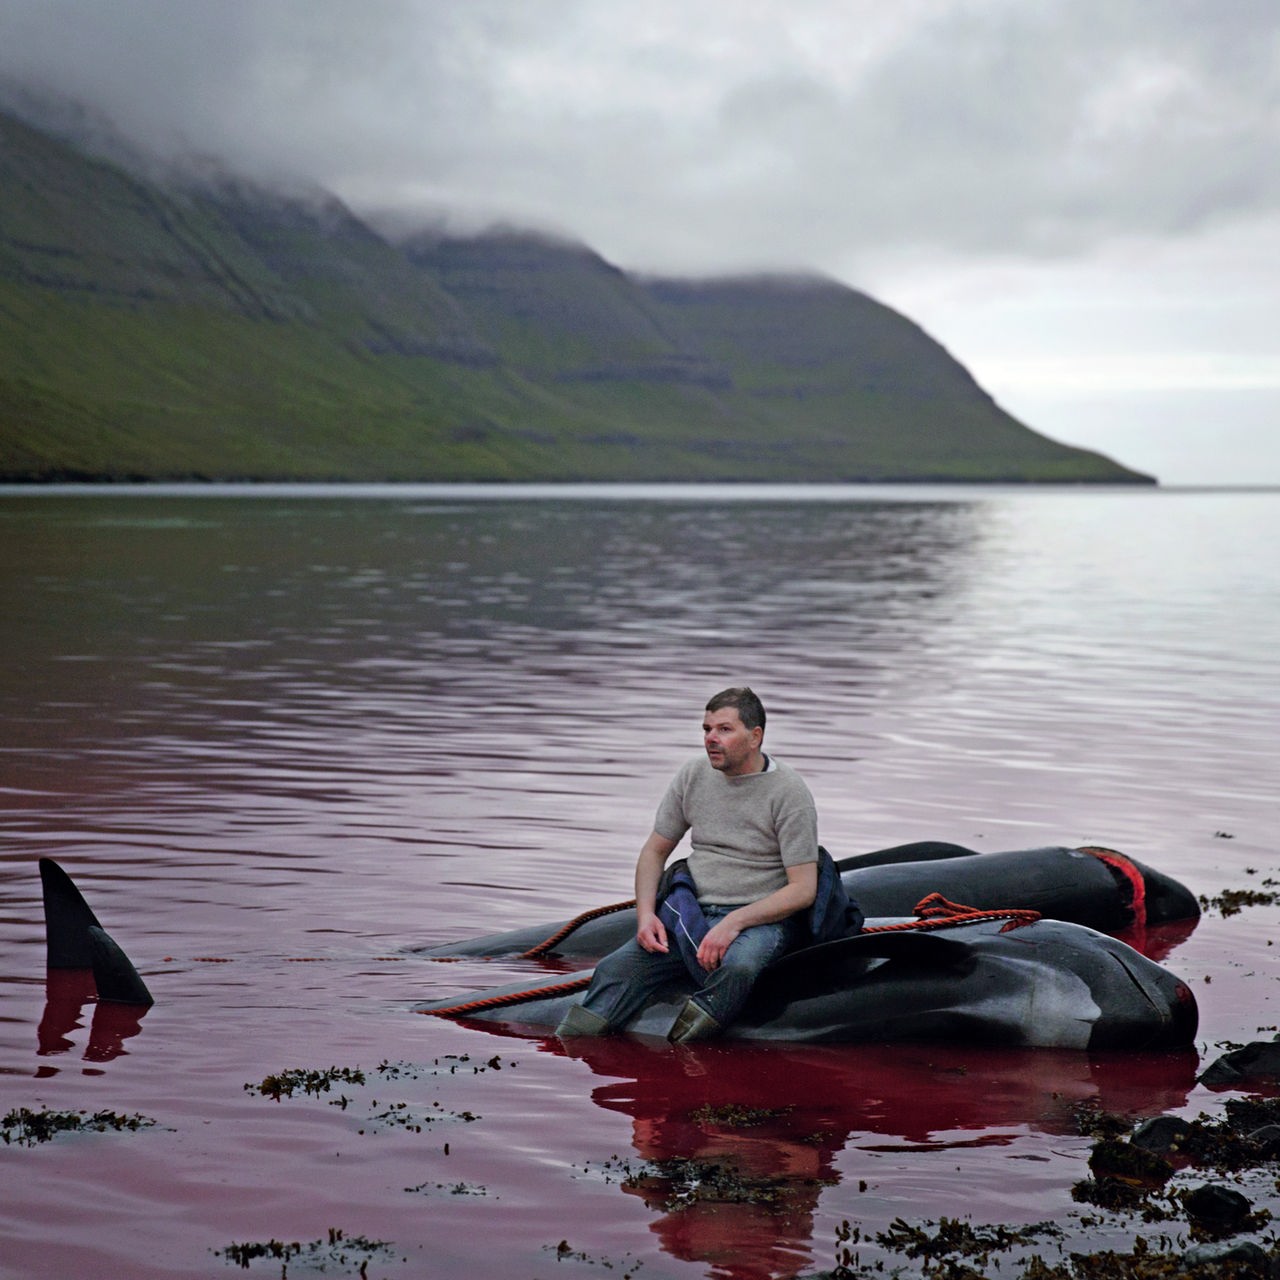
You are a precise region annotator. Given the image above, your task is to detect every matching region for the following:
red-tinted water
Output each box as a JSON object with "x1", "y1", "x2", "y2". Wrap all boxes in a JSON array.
[{"x1": 1, "y1": 486, "x2": 1278, "y2": 1279}]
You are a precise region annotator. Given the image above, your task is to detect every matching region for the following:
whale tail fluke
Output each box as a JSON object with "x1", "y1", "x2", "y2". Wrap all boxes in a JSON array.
[{"x1": 39, "y1": 857, "x2": 154, "y2": 1006}]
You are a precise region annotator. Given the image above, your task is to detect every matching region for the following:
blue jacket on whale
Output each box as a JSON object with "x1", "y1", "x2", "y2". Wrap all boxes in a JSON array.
[{"x1": 659, "y1": 847, "x2": 864, "y2": 982}]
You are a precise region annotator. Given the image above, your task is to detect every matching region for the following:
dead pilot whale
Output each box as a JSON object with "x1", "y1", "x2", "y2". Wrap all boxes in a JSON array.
[
  {"x1": 416, "y1": 916, "x2": 1199, "y2": 1051},
  {"x1": 413, "y1": 842, "x2": 1200, "y2": 963},
  {"x1": 35, "y1": 844, "x2": 1201, "y2": 1051},
  {"x1": 415, "y1": 843, "x2": 1201, "y2": 1049}
]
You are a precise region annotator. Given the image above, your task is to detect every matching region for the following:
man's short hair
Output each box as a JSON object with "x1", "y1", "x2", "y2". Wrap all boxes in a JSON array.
[{"x1": 705, "y1": 687, "x2": 766, "y2": 734}]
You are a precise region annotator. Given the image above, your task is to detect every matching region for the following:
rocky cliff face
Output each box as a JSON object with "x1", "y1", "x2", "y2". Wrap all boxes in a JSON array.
[{"x1": 0, "y1": 106, "x2": 1152, "y2": 483}]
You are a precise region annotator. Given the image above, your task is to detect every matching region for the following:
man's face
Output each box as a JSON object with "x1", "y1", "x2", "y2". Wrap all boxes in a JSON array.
[{"x1": 702, "y1": 705, "x2": 763, "y2": 776}]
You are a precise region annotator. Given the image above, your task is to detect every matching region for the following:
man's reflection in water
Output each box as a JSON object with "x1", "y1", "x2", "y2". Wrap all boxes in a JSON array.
[
  {"x1": 549, "y1": 1035, "x2": 1197, "y2": 1280},
  {"x1": 36, "y1": 969, "x2": 148, "y2": 1075}
]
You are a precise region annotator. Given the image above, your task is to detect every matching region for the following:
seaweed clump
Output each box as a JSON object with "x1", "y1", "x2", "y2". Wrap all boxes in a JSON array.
[
  {"x1": 606, "y1": 1152, "x2": 835, "y2": 1214},
  {"x1": 823, "y1": 1220, "x2": 1280, "y2": 1280},
  {"x1": 545, "y1": 1240, "x2": 644, "y2": 1277},
  {"x1": 825, "y1": 1215, "x2": 1061, "y2": 1278},
  {"x1": 822, "y1": 1100, "x2": 1280, "y2": 1280},
  {"x1": 245, "y1": 1066, "x2": 367, "y2": 1101},
  {"x1": 1071, "y1": 1139, "x2": 1178, "y2": 1217},
  {"x1": 242, "y1": 1062, "x2": 481, "y2": 1134},
  {"x1": 690, "y1": 1102, "x2": 793, "y2": 1127},
  {"x1": 878, "y1": 1215, "x2": 1059, "y2": 1262},
  {"x1": 216, "y1": 1227, "x2": 395, "y2": 1275},
  {"x1": 2, "y1": 1106, "x2": 156, "y2": 1146},
  {"x1": 1199, "y1": 888, "x2": 1280, "y2": 917},
  {"x1": 1025, "y1": 1234, "x2": 1277, "y2": 1280},
  {"x1": 627, "y1": 1155, "x2": 800, "y2": 1211},
  {"x1": 1069, "y1": 1102, "x2": 1280, "y2": 1235}
]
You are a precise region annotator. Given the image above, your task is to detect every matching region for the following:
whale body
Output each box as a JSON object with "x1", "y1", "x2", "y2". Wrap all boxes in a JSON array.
[
  {"x1": 36, "y1": 843, "x2": 1202, "y2": 1050},
  {"x1": 414, "y1": 843, "x2": 1200, "y2": 963},
  {"x1": 416, "y1": 843, "x2": 1201, "y2": 1050},
  {"x1": 417, "y1": 916, "x2": 1199, "y2": 1051}
]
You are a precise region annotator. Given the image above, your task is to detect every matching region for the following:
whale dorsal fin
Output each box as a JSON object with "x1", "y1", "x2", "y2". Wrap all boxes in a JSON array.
[
  {"x1": 88, "y1": 926, "x2": 154, "y2": 1006},
  {"x1": 40, "y1": 857, "x2": 103, "y2": 969}
]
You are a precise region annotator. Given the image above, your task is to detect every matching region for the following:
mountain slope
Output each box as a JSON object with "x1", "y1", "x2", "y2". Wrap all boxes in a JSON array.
[{"x1": 0, "y1": 107, "x2": 1152, "y2": 483}]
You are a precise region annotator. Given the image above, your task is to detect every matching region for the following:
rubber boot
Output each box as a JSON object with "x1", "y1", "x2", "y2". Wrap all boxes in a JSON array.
[
  {"x1": 555, "y1": 1003, "x2": 611, "y2": 1038},
  {"x1": 668, "y1": 997, "x2": 723, "y2": 1044}
]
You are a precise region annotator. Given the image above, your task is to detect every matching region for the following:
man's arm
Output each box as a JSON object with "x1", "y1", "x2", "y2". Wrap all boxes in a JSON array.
[
  {"x1": 635, "y1": 830, "x2": 680, "y2": 953},
  {"x1": 695, "y1": 860, "x2": 817, "y2": 971}
]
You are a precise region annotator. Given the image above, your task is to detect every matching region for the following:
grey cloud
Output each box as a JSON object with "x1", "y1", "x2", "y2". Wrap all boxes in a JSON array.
[
  {"x1": 3, "y1": 0, "x2": 1277, "y2": 482},
  {"x1": 702, "y1": 2, "x2": 1280, "y2": 262},
  {"x1": 0, "y1": 0, "x2": 1276, "y2": 273}
]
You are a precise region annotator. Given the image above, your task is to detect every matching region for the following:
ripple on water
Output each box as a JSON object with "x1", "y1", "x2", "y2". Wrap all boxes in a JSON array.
[{"x1": 0, "y1": 487, "x2": 1277, "y2": 1277}]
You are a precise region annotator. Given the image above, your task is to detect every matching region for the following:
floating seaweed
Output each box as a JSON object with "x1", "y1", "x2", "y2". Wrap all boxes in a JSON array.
[
  {"x1": 246, "y1": 1066, "x2": 367, "y2": 1101},
  {"x1": 544, "y1": 1240, "x2": 644, "y2": 1278},
  {"x1": 215, "y1": 1227, "x2": 396, "y2": 1275},
  {"x1": 1198, "y1": 888, "x2": 1280, "y2": 918},
  {"x1": 690, "y1": 1102, "x2": 793, "y2": 1127},
  {"x1": 2, "y1": 1106, "x2": 156, "y2": 1147}
]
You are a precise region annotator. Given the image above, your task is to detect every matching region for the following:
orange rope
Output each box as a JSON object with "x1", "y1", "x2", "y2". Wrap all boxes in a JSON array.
[
  {"x1": 422, "y1": 900, "x2": 633, "y2": 1019},
  {"x1": 519, "y1": 899, "x2": 636, "y2": 957},
  {"x1": 420, "y1": 974, "x2": 592, "y2": 1019},
  {"x1": 862, "y1": 893, "x2": 1041, "y2": 936},
  {"x1": 423, "y1": 893, "x2": 1041, "y2": 1020}
]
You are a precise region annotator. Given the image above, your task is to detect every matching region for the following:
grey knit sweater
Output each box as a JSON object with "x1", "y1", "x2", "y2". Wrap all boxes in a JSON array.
[{"x1": 653, "y1": 754, "x2": 819, "y2": 905}]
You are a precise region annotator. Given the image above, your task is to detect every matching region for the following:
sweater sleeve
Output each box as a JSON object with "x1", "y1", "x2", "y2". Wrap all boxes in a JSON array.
[
  {"x1": 652, "y1": 758, "x2": 695, "y2": 843},
  {"x1": 774, "y1": 767, "x2": 820, "y2": 867}
]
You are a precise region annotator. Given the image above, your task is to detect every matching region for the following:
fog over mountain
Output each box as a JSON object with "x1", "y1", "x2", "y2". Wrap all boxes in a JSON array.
[
  {"x1": 5, "y1": 101, "x2": 1160, "y2": 484},
  {"x1": 2, "y1": 0, "x2": 1278, "y2": 482}
]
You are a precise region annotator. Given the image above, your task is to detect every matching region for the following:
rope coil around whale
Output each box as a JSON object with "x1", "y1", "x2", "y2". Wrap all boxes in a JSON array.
[
  {"x1": 417, "y1": 899, "x2": 636, "y2": 1019},
  {"x1": 421, "y1": 893, "x2": 1041, "y2": 1020}
]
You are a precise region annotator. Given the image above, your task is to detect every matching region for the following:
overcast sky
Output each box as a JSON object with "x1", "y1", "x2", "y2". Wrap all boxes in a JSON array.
[{"x1": 2, "y1": 0, "x2": 1277, "y2": 484}]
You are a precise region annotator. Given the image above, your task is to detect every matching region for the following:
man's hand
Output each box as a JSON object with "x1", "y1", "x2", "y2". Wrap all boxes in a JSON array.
[
  {"x1": 696, "y1": 916, "x2": 742, "y2": 971},
  {"x1": 692, "y1": 863, "x2": 817, "y2": 970},
  {"x1": 633, "y1": 830, "x2": 680, "y2": 954},
  {"x1": 636, "y1": 911, "x2": 669, "y2": 953}
]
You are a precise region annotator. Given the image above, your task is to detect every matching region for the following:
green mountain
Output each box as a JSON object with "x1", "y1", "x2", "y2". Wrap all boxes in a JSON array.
[{"x1": 0, "y1": 107, "x2": 1152, "y2": 483}]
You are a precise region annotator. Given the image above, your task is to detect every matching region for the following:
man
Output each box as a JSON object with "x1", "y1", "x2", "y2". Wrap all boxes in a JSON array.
[{"x1": 556, "y1": 687, "x2": 830, "y2": 1043}]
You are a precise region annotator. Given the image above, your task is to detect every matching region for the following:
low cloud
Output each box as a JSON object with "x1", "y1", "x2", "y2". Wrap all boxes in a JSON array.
[
  {"x1": 2, "y1": 0, "x2": 1275, "y2": 274},
  {"x1": 3, "y1": 0, "x2": 1277, "y2": 481}
]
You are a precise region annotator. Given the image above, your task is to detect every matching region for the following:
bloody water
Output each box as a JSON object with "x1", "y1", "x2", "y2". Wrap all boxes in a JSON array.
[{"x1": 1, "y1": 484, "x2": 1277, "y2": 1279}]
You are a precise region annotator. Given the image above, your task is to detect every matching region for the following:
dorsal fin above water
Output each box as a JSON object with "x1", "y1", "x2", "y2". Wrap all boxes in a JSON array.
[
  {"x1": 88, "y1": 925, "x2": 154, "y2": 1006},
  {"x1": 40, "y1": 856, "x2": 102, "y2": 969},
  {"x1": 39, "y1": 857, "x2": 154, "y2": 1006}
]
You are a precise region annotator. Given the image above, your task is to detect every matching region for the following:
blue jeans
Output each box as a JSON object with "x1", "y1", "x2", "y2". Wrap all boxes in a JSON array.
[{"x1": 580, "y1": 906, "x2": 804, "y2": 1030}]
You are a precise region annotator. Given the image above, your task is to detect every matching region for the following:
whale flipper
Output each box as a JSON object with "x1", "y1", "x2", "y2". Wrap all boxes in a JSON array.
[
  {"x1": 773, "y1": 928, "x2": 976, "y2": 972},
  {"x1": 87, "y1": 925, "x2": 154, "y2": 1006}
]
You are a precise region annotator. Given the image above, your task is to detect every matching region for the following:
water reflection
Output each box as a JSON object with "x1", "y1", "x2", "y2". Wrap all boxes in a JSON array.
[
  {"x1": 0, "y1": 492, "x2": 991, "y2": 943},
  {"x1": 35, "y1": 969, "x2": 149, "y2": 1071},
  {"x1": 2, "y1": 488, "x2": 1276, "y2": 995},
  {"x1": 548, "y1": 1036, "x2": 1197, "y2": 1280},
  {"x1": 0, "y1": 494, "x2": 988, "y2": 743}
]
